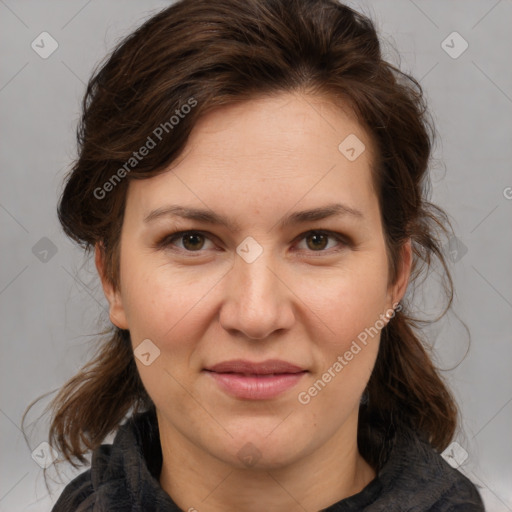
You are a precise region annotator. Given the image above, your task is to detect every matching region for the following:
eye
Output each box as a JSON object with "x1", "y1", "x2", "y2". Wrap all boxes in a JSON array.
[
  {"x1": 156, "y1": 231, "x2": 216, "y2": 253},
  {"x1": 155, "y1": 229, "x2": 348, "y2": 255},
  {"x1": 294, "y1": 230, "x2": 348, "y2": 253}
]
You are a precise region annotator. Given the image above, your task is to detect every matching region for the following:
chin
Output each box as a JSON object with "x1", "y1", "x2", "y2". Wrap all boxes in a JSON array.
[{"x1": 211, "y1": 428, "x2": 308, "y2": 470}]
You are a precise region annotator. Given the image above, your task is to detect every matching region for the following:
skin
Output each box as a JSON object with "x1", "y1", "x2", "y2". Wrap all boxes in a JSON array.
[{"x1": 96, "y1": 92, "x2": 411, "y2": 512}]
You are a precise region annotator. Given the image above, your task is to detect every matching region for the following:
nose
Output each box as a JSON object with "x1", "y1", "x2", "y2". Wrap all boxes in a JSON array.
[{"x1": 219, "y1": 250, "x2": 295, "y2": 340}]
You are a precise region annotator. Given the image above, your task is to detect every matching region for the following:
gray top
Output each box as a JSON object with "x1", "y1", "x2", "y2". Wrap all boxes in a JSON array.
[{"x1": 52, "y1": 409, "x2": 485, "y2": 511}]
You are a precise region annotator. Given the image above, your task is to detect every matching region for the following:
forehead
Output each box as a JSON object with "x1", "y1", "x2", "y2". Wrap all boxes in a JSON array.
[
  {"x1": 124, "y1": 93, "x2": 378, "y2": 221},
  {"x1": 182, "y1": 93, "x2": 372, "y2": 169}
]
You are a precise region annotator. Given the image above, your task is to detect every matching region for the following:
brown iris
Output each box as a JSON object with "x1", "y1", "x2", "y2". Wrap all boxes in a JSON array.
[
  {"x1": 182, "y1": 233, "x2": 205, "y2": 251},
  {"x1": 305, "y1": 232, "x2": 329, "y2": 251}
]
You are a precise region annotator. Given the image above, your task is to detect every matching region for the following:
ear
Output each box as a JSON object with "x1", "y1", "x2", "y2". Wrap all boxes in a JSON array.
[
  {"x1": 95, "y1": 242, "x2": 129, "y2": 330},
  {"x1": 387, "y1": 239, "x2": 412, "y2": 309}
]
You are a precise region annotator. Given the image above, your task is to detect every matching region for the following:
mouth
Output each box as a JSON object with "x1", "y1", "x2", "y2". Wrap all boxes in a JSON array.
[{"x1": 203, "y1": 359, "x2": 308, "y2": 400}]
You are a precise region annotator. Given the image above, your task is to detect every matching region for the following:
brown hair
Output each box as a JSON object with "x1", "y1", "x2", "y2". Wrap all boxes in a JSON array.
[{"x1": 24, "y1": 0, "x2": 459, "y2": 471}]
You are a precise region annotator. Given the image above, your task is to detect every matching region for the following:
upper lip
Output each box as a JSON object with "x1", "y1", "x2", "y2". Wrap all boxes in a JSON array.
[{"x1": 205, "y1": 359, "x2": 306, "y2": 375}]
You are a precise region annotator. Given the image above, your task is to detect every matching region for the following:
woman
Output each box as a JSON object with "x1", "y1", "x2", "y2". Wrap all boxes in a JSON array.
[{"x1": 32, "y1": 0, "x2": 485, "y2": 510}]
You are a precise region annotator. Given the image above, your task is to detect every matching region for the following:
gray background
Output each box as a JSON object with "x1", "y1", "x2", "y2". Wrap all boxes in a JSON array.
[{"x1": 1, "y1": 0, "x2": 511, "y2": 510}]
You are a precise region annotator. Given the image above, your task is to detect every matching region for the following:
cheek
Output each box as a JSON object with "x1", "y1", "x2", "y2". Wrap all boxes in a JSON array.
[
  {"x1": 294, "y1": 254, "x2": 389, "y2": 409},
  {"x1": 119, "y1": 253, "x2": 215, "y2": 342},
  {"x1": 297, "y1": 258, "x2": 390, "y2": 346},
  {"x1": 296, "y1": 273, "x2": 386, "y2": 420},
  {"x1": 123, "y1": 265, "x2": 206, "y2": 412},
  {"x1": 118, "y1": 259, "x2": 224, "y2": 408}
]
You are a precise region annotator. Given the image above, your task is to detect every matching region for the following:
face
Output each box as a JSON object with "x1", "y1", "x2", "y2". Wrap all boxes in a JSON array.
[{"x1": 97, "y1": 92, "x2": 410, "y2": 470}]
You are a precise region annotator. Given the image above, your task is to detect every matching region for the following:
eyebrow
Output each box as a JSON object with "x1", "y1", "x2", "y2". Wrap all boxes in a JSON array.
[{"x1": 143, "y1": 202, "x2": 364, "y2": 232}]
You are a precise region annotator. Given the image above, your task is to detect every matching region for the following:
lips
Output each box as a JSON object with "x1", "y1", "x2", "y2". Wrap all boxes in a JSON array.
[
  {"x1": 205, "y1": 359, "x2": 306, "y2": 375},
  {"x1": 204, "y1": 359, "x2": 307, "y2": 400}
]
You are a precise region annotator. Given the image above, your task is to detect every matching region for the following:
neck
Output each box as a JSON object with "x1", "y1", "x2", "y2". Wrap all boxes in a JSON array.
[{"x1": 158, "y1": 411, "x2": 376, "y2": 512}]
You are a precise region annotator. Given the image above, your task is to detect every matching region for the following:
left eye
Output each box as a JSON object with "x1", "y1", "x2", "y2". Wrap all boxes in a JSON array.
[{"x1": 295, "y1": 231, "x2": 346, "y2": 252}]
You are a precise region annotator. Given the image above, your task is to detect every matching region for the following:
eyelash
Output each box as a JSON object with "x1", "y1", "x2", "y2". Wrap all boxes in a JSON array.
[{"x1": 154, "y1": 229, "x2": 351, "y2": 256}]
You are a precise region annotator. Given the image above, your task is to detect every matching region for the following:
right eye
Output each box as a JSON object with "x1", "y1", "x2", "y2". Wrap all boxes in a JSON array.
[{"x1": 156, "y1": 230, "x2": 217, "y2": 253}]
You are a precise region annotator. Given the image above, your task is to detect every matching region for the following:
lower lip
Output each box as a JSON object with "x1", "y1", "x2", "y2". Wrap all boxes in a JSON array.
[{"x1": 205, "y1": 371, "x2": 307, "y2": 400}]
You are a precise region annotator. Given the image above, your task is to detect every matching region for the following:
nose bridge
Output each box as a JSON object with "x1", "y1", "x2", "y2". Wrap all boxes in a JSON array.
[
  {"x1": 220, "y1": 244, "x2": 293, "y2": 339},
  {"x1": 236, "y1": 249, "x2": 277, "y2": 300}
]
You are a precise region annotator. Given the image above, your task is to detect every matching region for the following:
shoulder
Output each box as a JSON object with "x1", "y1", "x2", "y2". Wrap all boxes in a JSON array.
[
  {"x1": 51, "y1": 443, "x2": 120, "y2": 511},
  {"x1": 51, "y1": 466, "x2": 95, "y2": 511},
  {"x1": 51, "y1": 429, "x2": 142, "y2": 511},
  {"x1": 371, "y1": 426, "x2": 485, "y2": 511},
  {"x1": 51, "y1": 409, "x2": 177, "y2": 511},
  {"x1": 51, "y1": 428, "x2": 130, "y2": 511}
]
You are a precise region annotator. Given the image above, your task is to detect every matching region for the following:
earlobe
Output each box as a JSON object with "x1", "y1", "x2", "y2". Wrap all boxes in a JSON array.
[{"x1": 94, "y1": 242, "x2": 129, "y2": 330}]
